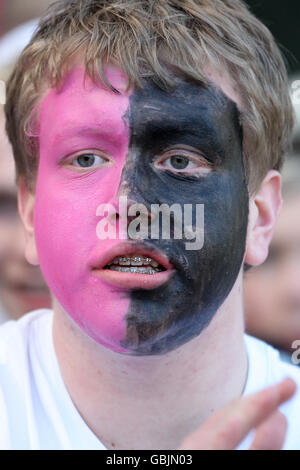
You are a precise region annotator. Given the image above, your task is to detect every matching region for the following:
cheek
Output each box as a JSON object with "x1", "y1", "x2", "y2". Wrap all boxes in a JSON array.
[
  {"x1": 33, "y1": 156, "x2": 132, "y2": 352},
  {"x1": 34, "y1": 184, "x2": 93, "y2": 277},
  {"x1": 34, "y1": 134, "x2": 132, "y2": 272}
]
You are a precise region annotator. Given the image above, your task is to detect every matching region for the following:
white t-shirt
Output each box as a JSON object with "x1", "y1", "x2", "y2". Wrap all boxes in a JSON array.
[
  {"x1": 0, "y1": 301, "x2": 9, "y2": 325},
  {"x1": 0, "y1": 309, "x2": 299, "y2": 450}
]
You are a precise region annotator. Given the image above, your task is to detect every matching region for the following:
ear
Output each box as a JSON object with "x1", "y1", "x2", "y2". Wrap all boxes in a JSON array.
[
  {"x1": 18, "y1": 178, "x2": 39, "y2": 266},
  {"x1": 244, "y1": 170, "x2": 282, "y2": 266}
]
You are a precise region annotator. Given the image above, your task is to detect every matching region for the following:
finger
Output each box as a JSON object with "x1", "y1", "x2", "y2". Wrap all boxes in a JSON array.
[
  {"x1": 179, "y1": 378, "x2": 296, "y2": 450},
  {"x1": 249, "y1": 411, "x2": 287, "y2": 450},
  {"x1": 224, "y1": 377, "x2": 296, "y2": 448}
]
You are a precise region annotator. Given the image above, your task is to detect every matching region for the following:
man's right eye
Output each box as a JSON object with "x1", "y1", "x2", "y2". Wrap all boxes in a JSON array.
[
  {"x1": 73, "y1": 154, "x2": 107, "y2": 168},
  {"x1": 64, "y1": 151, "x2": 114, "y2": 170}
]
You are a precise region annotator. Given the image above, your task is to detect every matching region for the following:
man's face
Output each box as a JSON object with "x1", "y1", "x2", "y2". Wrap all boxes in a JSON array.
[
  {"x1": 0, "y1": 109, "x2": 50, "y2": 318},
  {"x1": 33, "y1": 66, "x2": 249, "y2": 355}
]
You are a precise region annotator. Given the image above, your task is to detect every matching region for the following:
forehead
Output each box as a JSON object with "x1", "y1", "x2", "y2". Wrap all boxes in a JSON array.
[
  {"x1": 38, "y1": 65, "x2": 242, "y2": 139},
  {"x1": 39, "y1": 66, "x2": 130, "y2": 145}
]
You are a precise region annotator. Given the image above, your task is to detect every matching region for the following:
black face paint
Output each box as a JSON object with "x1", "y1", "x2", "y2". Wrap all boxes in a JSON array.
[{"x1": 119, "y1": 78, "x2": 249, "y2": 355}]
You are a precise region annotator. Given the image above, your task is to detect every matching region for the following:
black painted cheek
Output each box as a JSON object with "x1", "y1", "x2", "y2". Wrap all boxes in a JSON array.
[{"x1": 118, "y1": 79, "x2": 249, "y2": 356}]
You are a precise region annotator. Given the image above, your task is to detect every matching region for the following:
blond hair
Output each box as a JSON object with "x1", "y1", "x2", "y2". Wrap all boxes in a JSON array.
[{"x1": 5, "y1": 0, "x2": 294, "y2": 194}]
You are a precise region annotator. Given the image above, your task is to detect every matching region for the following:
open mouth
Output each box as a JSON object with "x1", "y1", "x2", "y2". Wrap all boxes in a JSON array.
[
  {"x1": 90, "y1": 244, "x2": 174, "y2": 289},
  {"x1": 104, "y1": 254, "x2": 166, "y2": 275}
]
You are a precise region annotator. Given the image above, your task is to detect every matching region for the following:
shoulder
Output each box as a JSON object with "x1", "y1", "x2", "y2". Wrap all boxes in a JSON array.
[
  {"x1": 0, "y1": 308, "x2": 53, "y2": 384},
  {"x1": 0, "y1": 309, "x2": 53, "y2": 364},
  {"x1": 244, "y1": 334, "x2": 300, "y2": 386},
  {"x1": 0, "y1": 309, "x2": 53, "y2": 449},
  {"x1": 244, "y1": 334, "x2": 300, "y2": 450}
]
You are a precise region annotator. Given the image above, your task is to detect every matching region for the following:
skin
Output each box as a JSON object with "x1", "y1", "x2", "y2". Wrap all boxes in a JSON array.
[
  {"x1": 19, "y1": 64, "x2": 286, "y2": 449},
  {"x1": 31, "y1": 66, "x2": 249, "y2": 355},
  {"x1": 0, "y1": 107, "x2": 50, "y2": 318},
  {"x1": 34, "y1": 67, "x2": 131, "y2": 352},
  {"x1": 245, "y1": 193, "x2": 300, "y2": 351},
  {"x1": 179, "y1": 378, "x2": 296, "y2": 450},
  {"x1": 122, "y1": 79, "x2": 249, "y2": 353}
]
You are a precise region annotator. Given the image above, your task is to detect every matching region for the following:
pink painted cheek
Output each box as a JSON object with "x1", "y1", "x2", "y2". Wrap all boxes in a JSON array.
[
  {"x1": 33, "y1": 68, "x2": 135, "y2": 353},
  {"x1": 34, "y1": 171, "x2": 131, "y2": 352}
]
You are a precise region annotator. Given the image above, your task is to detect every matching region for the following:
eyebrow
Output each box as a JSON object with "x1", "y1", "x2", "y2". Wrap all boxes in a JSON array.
[
  {"x1": 51, "y1": 125, "x2": 127, "y2": 146},
  {"x1": 53, "y1": 125, "x2": 104, "y2": 139},
  {"x1": 132, "y1": 115, "x2": 224, "y2": 151}
]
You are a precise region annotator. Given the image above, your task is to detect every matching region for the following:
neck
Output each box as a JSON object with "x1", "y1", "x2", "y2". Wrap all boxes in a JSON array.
[{"x1": 52, "y1": 283, "x2": 248, "y2": 450}]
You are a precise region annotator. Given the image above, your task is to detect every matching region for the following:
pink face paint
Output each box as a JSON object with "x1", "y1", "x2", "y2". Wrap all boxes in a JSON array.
[{"x1": 35, "y1": 66, "x2": 132, "y2": 352}]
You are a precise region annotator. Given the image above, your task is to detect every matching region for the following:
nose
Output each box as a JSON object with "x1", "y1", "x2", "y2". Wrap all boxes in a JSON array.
[
  {"x1": 124, "y1": 197, "x2": 154, "y2": 223},
  {"x1": 104, "y1": 152, "x2": 155, "y2": 239},
  {"x1": 105, "y1": 194, "x2": 154, "y2": 241}
]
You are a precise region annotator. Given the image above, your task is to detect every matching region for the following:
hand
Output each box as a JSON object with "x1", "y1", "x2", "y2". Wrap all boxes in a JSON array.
[{"x1": 179, "y1": 378, "x2": 297, "y2": 450}]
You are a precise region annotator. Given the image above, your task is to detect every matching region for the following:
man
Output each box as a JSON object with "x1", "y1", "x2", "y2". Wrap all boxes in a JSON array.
[{"x1": 2, "y1": 0, "x2": 300, "y2": 449}]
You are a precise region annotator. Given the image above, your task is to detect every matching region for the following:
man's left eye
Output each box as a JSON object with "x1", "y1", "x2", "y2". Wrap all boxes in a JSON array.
[
  {"x1": 155, "y1": 151, "x2": 211, "y2": 174},
  {"x1": 72, "y1": 154, "x2": 108, "y2": 168},
  {"x1": 164, "y1": 155, "x2": 196, "y2": 170}
]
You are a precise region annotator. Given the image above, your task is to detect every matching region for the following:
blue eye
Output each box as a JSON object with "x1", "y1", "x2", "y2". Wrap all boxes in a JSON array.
[
  {"x1": 154, "y1": 148, "x2": 212, "y2": 176},
  {"x1": 158, "y1": 155, "x2": 197, "y2": 172},
  {"x1": 73, "y1": 154, "x2": 107, "y2": 168},
  {"x1": 169, "y1": 155, "x2": 190, "y2": 170}
]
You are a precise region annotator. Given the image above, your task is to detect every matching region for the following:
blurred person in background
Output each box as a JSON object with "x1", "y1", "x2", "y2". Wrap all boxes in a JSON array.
[
  {"x1": 0, "y1": 106, "x2": 51, "y2": 322},
  {"x1": 245, "y1": 80, "x2": 300, "y2": 363},
  {"x1": 244, "y1": 156, "x2": 300, "y2": 362},
  {"x1": 0, "y1": 0, "x2": 53, "y2": 322}
]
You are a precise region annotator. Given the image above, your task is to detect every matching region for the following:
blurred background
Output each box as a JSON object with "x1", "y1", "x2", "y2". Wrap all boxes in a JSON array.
[
  {"x1": 0, "y1": 0, "x2": 299, "y2": 365},
  {"x1": 246, "y1": 0, "x2": 300, "y2": 74},
  {"x1": 0, "y1": 0, "x2": 53, "y2": 322},
  {"x1": 243, "y1": 0, "x2": 300, "y2": 365}
]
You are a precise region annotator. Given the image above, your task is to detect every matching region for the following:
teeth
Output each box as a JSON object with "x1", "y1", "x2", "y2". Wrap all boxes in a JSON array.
[
  {"x1": 108, "y1": 266, "x2": 158, "y2": 274},
  {"x1": 108, "y1": 254, "x2": 161, "y2": 268},
  {"x1": 150, "y1": 260, "x2": 159, "y2": 268},
  {"x1": 131, "y1": 256, "x2": 143, "y2": 266}
]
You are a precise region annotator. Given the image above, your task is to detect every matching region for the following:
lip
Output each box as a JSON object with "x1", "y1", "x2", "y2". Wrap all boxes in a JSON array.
[{"x1": 90, "y1": 242, "x2": 175, "y2": 290}]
